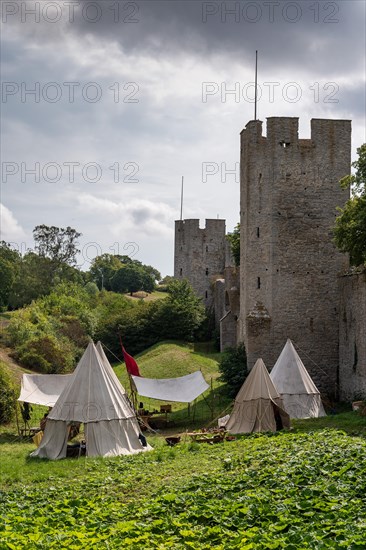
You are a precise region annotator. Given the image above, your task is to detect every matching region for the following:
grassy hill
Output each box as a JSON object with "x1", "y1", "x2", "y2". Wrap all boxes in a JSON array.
[{"x1": 114, "y1": 341, "x2": 227, "y2": 428}]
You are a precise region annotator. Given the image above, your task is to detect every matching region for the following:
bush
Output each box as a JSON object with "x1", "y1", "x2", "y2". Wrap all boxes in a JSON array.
[
  {"x1": 17, "y1": 334, "x2": 75, "y2": 373},
  {"x1": 218, "y1": 343, "x2": 248, "y2": 398},
  {"x1": 0, "y1": 364, "x2": 16, "y2": 424}
]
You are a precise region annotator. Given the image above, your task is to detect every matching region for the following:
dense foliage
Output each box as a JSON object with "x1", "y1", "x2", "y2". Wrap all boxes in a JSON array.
[
  {"x1": 89, "y1": 253, "x2": 161, "y2": 294},
  {"x1": 0, "y1": 364, "x2": 16, "y2": 424},
  {"x1": 96, "y1": 279, "x2": 206, "y2": 356},
  {"x1": 1, "y1": 226, "x2": 164, "y2": 311},
  {"x1": 4, "y1": 279, "x2": 206, "y2": 372},
  {"x1": 1, "y1": 430, "x2": 366, "y2": 548},
  {"x1": 226, "y1": 223, "x2": 240, "y2": 266},
  {"x1": 5, "y1": 283, "x2": 99, "y2": 374},
  {"x1": 334, "y1": 143, "x2": 366, "y2": 266},
  {"x1": 218, "y1": 343, "x2": 248, "y2": 398}
]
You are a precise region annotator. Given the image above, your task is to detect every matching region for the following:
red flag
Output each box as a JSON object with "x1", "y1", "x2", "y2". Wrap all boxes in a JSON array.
[
  {"x1": 122, "y1": 347, "x2": 141, "y2": 377},
  {"x1": 119, "y1": 336, "x2": 141, "y2": 376}
]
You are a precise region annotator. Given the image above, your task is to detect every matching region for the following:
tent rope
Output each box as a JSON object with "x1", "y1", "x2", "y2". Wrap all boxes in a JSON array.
[{"x1": 292, "y1": 340, "x2": 340, "y2": 394}]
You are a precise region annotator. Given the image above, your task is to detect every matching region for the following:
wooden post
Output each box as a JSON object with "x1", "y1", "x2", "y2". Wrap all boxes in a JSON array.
[{"x1": 15, "y1": 400, "x2": 20, "y2": 437}]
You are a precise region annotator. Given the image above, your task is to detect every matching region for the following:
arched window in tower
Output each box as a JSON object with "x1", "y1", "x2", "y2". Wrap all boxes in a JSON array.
[
  {"x1": 180, "y1": 268, "x2": 182, "y2": 276},
  {"x1": 206, "y1": 268, "x2": 209, "y2": 276}
]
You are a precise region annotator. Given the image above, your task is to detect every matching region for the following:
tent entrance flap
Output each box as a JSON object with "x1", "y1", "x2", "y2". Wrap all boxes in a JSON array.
[{"x1": 131, "y1": 371, "x2": 209, "y2": 402}]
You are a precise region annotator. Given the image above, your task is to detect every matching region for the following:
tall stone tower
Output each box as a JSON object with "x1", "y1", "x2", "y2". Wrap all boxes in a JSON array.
[
  {"x1": 174, "y1": 219, "x2": 226, "y2": 307},
  {"x1": 239, "y1": 117, "x2": 351, "y2": 395}
]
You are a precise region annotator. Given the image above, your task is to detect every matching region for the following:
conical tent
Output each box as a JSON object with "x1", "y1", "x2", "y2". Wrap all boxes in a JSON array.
[
  {"x1": 31, "y1": 342, "x2": 151, "y2": 459},
  {"x1": 270, "y1": 339, "x2": 326, "y2": 419},
  {"x1": 226, "y1": 358, "x2": 290, "y2": 434}
]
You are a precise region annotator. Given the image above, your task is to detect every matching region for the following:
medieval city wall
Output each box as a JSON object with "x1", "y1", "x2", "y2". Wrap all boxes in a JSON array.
[
  {"x1": 239, "y1": 117, "x2": 351, "y2": 395},
  {"x1": 339, "y1": 271, "x2": 366, "y2": 400}
]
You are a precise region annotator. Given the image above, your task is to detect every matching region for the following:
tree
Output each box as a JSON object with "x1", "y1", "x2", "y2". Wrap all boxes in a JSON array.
[
  {"x1": 218, "y1": 343, "x2": 248, "y2": 398},
  {"x1": 0, "y1": 242, "x2": 20, "y2": 309},
  {"x1": 89, "y1": 253, "x2": 123, "y2": 290},
  {"x1": 226, "y1": 223, "x2": 240, "y2": 266},
  {"x1": 90, "y1": 254, "x2": 159, "y2": 292},
  {"x1": 8, "y1": 252, "x2": 84, "y2": 309},
  {"x1": 33, "y1": 225, "x2": 81, "y2": 266},
  {"x1": 334, "y1": 144, "x2": 366, "y2": 266},
  {"x1": 111, "y1": 265, "x2": 144, "y2": 295},
  {"x1": 156, "y1": 279, "x2": 206, "y2": 341}
]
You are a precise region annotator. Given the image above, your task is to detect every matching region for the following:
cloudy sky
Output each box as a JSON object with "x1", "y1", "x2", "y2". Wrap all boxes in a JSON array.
[{"x1": 1, "y1": 0, "x2": 365, "y2": 276}]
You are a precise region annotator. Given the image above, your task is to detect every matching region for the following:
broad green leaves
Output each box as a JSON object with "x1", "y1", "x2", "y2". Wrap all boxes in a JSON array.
[{"x1": 1, "y1": 430, "x2": 366, "y2": 548}]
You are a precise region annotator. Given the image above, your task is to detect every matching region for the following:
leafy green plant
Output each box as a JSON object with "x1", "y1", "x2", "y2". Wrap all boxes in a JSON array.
[{"x1": 1, "y1": 430, "x2": 366, "y2": 548}]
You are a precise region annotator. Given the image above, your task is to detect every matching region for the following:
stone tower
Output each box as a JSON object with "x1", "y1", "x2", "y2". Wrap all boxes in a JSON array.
[
  {"x1": 239, "y1": 117, "x2": 351, "y2": 395},
  {"x1": 174, "y1": 219, "x2": 226, "y2": 307}
]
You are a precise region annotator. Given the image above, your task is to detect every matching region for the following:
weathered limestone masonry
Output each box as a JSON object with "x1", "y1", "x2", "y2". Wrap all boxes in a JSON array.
[
  {"x1": 339, "y1": 270, "x2": 366, "y2": 400},
  {"x1": 239, "y1": 117, "x2": 351, "y2": 396},
  {"x1": 174, "y1": 219, "x2": 226, "y2": 308}
]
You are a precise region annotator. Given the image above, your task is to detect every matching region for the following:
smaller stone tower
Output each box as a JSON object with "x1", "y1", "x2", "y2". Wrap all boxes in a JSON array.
[{"x1": 174, "y1": 219, "x2": 226, "y2": 307}]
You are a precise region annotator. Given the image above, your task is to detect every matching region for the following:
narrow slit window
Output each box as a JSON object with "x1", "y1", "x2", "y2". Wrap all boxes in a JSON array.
[
  {"x1": 257, "y1": 277, "x2": 261, "y2": 289},
  {"x1": 205, "y1": 268, "x2": 209, "y2": 276},
  {"x1": 205, "y1": 291, "x2": 208, "y2": 299},
  {"x1": 180, "y1": 268, "x2": 182, "y2": 276},
  {"x1": 256, "y1": 227, "x2": 260, "y2": 238}
]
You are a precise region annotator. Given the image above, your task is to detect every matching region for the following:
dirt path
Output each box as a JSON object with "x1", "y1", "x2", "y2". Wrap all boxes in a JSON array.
[{"x1": 0, "y1": 346, "x2": 29, "y2": 384}]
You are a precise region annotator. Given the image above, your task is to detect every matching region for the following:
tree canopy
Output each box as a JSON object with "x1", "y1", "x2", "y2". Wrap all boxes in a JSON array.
[
  {"x1": 33, "y1": 225, "x2": 81, "y2": 266},
  {"x1": 90, "y1": 254, "x2": 160, "y2": 294},
  {"x1": 334, "y1": 144, "x2": 366, "y2": 266},
  {"x1": 226, "y1": 223, "x2": 240, "y2": 266}
]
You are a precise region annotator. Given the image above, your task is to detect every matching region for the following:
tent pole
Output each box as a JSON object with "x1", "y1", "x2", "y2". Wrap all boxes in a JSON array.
[
  {"x1": 192, "y1": 399, "x2": 196, "y2": 423},
  {"x1": 15, "y1": 400, "x2": 20, "y2": 437}
]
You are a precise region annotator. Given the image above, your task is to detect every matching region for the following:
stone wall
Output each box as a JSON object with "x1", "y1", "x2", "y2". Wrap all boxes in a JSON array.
[
  {"x1": 238, "y1": 117, "x2": 351, "y2": 396},
  {"x1": 174, "y1": 219, "x2": 226, "y2": 308},
  {"x1": 339, "y1": 270, "x2": 366, "y2": 400},
  {"x1": 214, "y1": 266, "x2": 240, "y2": 350}
]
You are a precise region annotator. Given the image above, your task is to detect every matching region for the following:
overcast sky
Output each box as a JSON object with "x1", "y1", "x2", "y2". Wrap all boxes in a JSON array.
[{"x1": 1, "y1": 0, "x2": 365, "y2": 277}]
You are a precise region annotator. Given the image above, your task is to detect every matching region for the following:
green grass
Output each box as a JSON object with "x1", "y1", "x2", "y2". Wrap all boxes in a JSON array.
[
  {"x1": 1, "y1": 420, "x2": 366, "y2": 548},
  {"x1": 124, "y1": 290, "x2": 168, "y2": 302}
]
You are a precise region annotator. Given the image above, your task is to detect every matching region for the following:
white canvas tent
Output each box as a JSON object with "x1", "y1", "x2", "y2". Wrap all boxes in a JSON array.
[
  {"x1": 226, "y1": 358, "x2": 290, "y2": 434},
  {"x1": 270, "y1": 339, "x2": 326, "y2": 419},
  {"x1": 31, "y1": 342, "x2": 151, "y2": 459}
]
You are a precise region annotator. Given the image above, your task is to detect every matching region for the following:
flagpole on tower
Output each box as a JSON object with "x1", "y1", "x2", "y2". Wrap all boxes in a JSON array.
[
  {"x1": 180, "y1": 176, "x2": 184, "y2": 221},
  {"x1": 254, "y1": 50, "x2": 258, "y2": 121}
]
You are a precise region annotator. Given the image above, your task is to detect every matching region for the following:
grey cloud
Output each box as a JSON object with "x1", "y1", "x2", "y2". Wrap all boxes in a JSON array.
[
  {"x1": 3, "y1": 1, "x2": 364, "y2": 77},
  {"x1": 64, "y1": 1, "x2": 365, "y2": 75}
]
